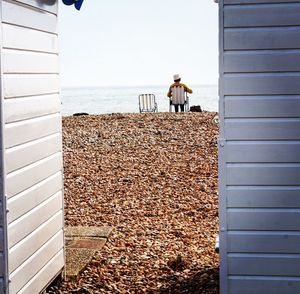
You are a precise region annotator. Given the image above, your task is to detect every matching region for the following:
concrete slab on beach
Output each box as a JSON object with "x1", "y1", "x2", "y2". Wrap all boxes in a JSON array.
[
  {"x1": 65, "y1": 226, "x2": 113, "y2": 280},
  {"x1": 65, "y1": 248, "x2": 95, "y2": 281},
  {"x1": 65, "y1": 226, "x2": 113, "y2": 239}
]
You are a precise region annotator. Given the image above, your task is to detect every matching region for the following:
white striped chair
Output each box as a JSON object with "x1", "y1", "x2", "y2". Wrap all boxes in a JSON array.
[
  {"x1": 138, "y1": 94, "x2": 158, "y2": 113},
  {"x1": 169, "y1": 86, "x2": 189, "y2": 112}
]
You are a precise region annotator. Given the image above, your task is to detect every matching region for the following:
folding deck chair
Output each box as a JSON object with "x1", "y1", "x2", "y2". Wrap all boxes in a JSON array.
[
  {"x1": 169, "y1": 86, "x2": 189, "y2": 112},
  {"x1": 138, "y1": 94, "x2": 158, "y2": 113}
]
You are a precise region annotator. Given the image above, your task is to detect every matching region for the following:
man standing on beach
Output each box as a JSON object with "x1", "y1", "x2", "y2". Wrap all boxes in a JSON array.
[{"x1": 167, "y1": 74, "x2": 193, "y2": 112}]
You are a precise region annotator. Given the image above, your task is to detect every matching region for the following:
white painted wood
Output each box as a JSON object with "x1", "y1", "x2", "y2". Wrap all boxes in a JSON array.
[
  {"x1": 3, "y1": 49, "x2": 58, "y2": 74},
  {"x1": 2, "y1": 0, "x2": 57, "y2": 34},
  {"x1": 4, "y1": 94, "x2": 61, "y2": 123},
  {"x1": 13, "y1": 0, "x2": 58, "y2": 14},
  {"x1": 7, "y1": 172, "x2": 62, "y2": 224},
  {"x1": 8, "y1": 192, "x2": 62, "y2": 248},
  {"x1": 6, "y1": 153, "x2": 62, "y2": 198},
  {"x1": 1, "y1": 0, "x2": 64, "y2": 292},
  {"x1": 9, "y1": 211, "x2": 63, "y2": 273},
  {"x1": 18, "y1": 250, "x2": 64, "y2": 294},
  {"x1": 5, "y1": 133, "x2": 61, "y2": 173},
  {"x1": 4, "y1": 73, "x2": 59, "y2": 98},
  {"x1": 9, "y1": 230, "x2": 63, "y2": 294},
  {"x1": 5, "y1": 113, "x2": 61, "y2": 148},
  {"x1": 3, "y1": 23, "x2": 58, "y2": 53}
]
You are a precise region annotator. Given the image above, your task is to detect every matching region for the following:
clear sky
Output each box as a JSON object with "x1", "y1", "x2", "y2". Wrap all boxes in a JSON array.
[{"x1": 59, "y1": 0, "x2": 218, "y2": 87}]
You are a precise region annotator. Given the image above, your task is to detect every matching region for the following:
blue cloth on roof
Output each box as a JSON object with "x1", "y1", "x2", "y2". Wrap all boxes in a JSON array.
[
  {"x1": 74, "y1": 0, "x2": 84, "y2": 10},
  {"x1": 62, "y1": 0, "x2": 84, "y2": 10}
]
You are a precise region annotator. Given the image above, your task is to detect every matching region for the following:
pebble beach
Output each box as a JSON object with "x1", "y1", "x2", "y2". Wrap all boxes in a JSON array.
[{"x1": 49, "y1": 112, "x2": 219, "y2": 293}]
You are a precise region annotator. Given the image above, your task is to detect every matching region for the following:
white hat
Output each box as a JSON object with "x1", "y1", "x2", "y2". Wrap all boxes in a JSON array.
[{"x1": 173, "y1": 74, "x2": 181, "y2": 81}]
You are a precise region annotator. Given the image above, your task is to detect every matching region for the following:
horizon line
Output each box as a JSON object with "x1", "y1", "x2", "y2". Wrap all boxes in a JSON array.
[{"x1": 61, "y1": 83, "x2": 218, "y2": 89}]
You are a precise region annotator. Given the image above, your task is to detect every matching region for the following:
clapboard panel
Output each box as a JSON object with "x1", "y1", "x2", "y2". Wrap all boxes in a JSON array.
[
  {"x1": 18, "y1": 250, "x2": 64, "y2": 294},
  {"x1": 228, "y1": 232, "x2": 300, "y2": 253},
  {"x1": 7, "y1": 192, "x2": 62, "y2": 248},
  {"x1": 224, "y1": 51, "x2": 300, "y2": 73},
  {"x1": 4, "y1": 94, "x2": 61, "y2": 123},
  {"x1": 9, "y1": 211, "x2": 63, "y2": 273},
  {"x1": 225, "y1": 27, "x2": 300, "y2": 50},
  {"x1": 0, "y1": 255, "x2": 5, "y2": 277},
  {"x1": 12, "y1": 0, "x2": 58, "y2": 14},
  {"x1": 4, "y1": 74, "x2": 59, "y2": 98},
  {"x1": 226, "y1": 142, "x2": 300, "y2": 163},
  {"x1": 6, "y1": 153, "x2": 62, "y2": 198},
  {"x1": 0, "y1": 280, "x2": 4, "y2": 294},
  {"x1": 9, "y1": 230, "x2": 63, "y2": 294},
  {"x1": 224, "y1": 73, "x2": 300, "y2": 95},
  {"x1": 224, "y1": 3, "x2": 300, "y2": 27},
  {"x1": 2, "y1": 0, "x2": 57, "y2": 33},
  {"x1": 221, "y1": 0, "x2": 300, "y2": 292},
  {"x1": 5, "y1": 133, "x2": 61, "y2": 173},
  {"x1": 225, "y1": 96, "x2": 300, "y2": 118},
  {"x1": 2, "y1": 1, "x2": 64, "y2": 293},
  {"x1": 228, "y1": 277, "x2": 300, "y2": 294},
  {"x1": 225, "y1": 119, "x2": 300, "y2": 140},
  {"x1": 7, "y1": 172, "x2": 62, "y2": 224},
  {"x1": 228, "y1": 254, "x2": 300, "y2": 276},
  {"x1": 227, "y1": 186, "x2": 300, "y2": 208},
  {"x1": 227, "y1": 164, "x2": 300, "y2": 185},
  {"x1": 228, "y1": 209, "x2": 300, "y2": 230},
  {"x1": 3, "y1": 49, "x2": 58, "y2": 74},
  {"x1": 225, "y1": 0, "x2": 300, "y2": 3},
  {"x1": 5, "y1": 113, "x2": 61, "y2": 148},
  {"x1": 3, "y1": 23, "x2": 58, "y2": 53},
  {"x1": 0, "y1": 229, "x2": 4, "y2": 252}
]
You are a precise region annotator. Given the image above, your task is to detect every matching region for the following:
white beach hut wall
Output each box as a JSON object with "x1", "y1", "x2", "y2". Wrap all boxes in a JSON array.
[{"x1": 0, "y1": 0, "x2": 65, "y2": 293}]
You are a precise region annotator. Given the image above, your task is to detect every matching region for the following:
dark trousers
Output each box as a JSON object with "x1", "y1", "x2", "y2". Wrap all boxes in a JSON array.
[{"x1": 174, "y1": 104, "x2": 184, "y2": 112}]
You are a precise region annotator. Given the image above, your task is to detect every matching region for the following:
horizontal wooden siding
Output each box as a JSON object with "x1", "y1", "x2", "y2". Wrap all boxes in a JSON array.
[
  {"x1": 1, "y1": 0, "x2": 64, "y2": 293},
  {"x1": 220, "y1": 0, "x2": 300, "y2": 293}
]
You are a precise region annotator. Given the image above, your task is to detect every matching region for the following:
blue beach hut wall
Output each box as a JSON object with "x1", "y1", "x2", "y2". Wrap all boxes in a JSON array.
[{"x1": 218, "y1": 0, "x2": 300, "y2": 293}]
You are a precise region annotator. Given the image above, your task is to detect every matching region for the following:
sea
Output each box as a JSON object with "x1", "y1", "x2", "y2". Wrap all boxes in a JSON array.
[{"x1": 61, "y1": 85, "x2": 218, "y2": 116}]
